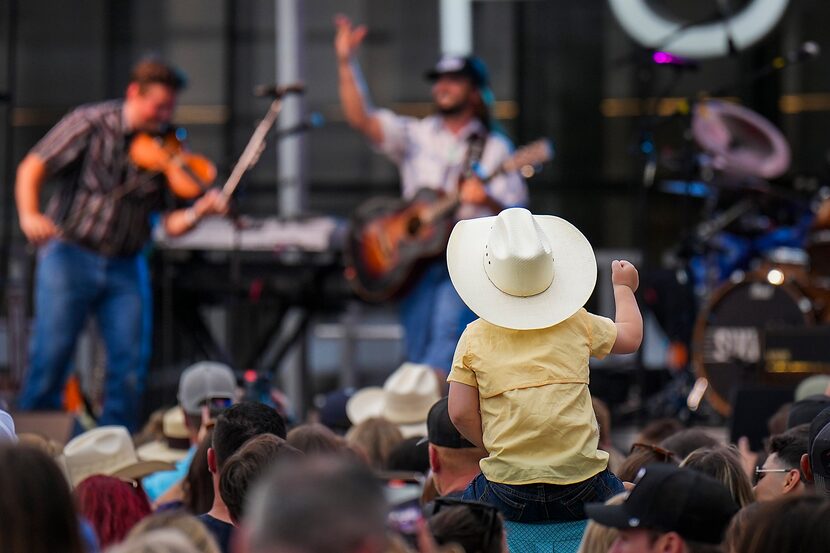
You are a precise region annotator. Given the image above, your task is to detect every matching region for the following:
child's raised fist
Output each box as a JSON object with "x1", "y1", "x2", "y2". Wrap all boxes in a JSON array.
[{"x1": 611, "y1": 260, "x2": 639, "y2": 292}]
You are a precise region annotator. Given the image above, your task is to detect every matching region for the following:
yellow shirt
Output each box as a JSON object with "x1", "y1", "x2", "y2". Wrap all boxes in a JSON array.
[{"x1": 447, "y1": 308, "x2": 617, "y2": 485}]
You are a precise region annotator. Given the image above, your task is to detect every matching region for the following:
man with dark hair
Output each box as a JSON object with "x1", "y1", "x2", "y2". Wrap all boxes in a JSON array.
[
  {"x1": 754, "y1": 424, "x2": 809, "y2": 501},
  {"x1": 200, "y1": 402, "x2": 287, "y2": 553},
  {"x1": 219, "y1": 434, "x2": 302, "y2": 524},
  {"x1": 423, "y1": 397, "x2": 486, "y2": 498},
  {"x1": 334, "y1": 16, "x2": 527, "y2": 372},
  {"x1": 586, "y1": 464, "x2": 738, "y2": 553},
  {"x1": 244, "y1": 456, "x2": 388, "y2": 553},
  {"x1": 15, "y1": 57, "x2": 227, "y2": 430},
  {"x1": 800, "y1": 406, "x2": 830, "y2": 497}
]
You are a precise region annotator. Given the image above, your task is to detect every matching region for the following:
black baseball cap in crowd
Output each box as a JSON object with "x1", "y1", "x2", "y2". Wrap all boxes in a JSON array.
[
  {"x1": 808, "y1": 406, "x2": 830, "y2": 495},
  {"x1": 425, "y1": 55, "x2": 490, "y2": 89},
  {"x1": 418, "y1": 397, "x2": 475, "y2": 449},
  {"x1": 585, "y1": 464, "x2": 738, "y2": 544},
  {"x1": 788, "y1": 394, "x2": 830, "y2": 429}
]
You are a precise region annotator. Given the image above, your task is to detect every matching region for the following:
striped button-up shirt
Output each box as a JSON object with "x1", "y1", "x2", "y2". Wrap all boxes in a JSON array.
[{"x1": 31, "y1": 100, "x2": 170, "y2": 257}]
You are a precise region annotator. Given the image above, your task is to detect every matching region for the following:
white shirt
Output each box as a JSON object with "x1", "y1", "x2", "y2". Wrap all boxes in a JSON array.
[{"x1": 374, "y1": 109, "x2": 528, "y2": 219}]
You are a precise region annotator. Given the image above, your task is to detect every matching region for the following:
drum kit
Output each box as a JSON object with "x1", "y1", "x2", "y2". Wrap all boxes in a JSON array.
[{"x1": 659, "y1": 98, "x2": 830, "y2": 416}]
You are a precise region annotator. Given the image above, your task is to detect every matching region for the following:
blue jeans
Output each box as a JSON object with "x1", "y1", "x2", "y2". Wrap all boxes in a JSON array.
[
  {"x1": 17, "y1": 240, "x2": 151, "y2": 431},
  {"x1": 463, "y1": 468, "x2": 625, "y2": 523},
  {"x1": 400, "y1": 260, "x2": 476, "y2": 371}
]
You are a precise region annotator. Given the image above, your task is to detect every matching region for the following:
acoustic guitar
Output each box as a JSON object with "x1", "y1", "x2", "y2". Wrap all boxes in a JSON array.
[{"x1": 345, "y1": 139, "x2": 554, "y2": 302}]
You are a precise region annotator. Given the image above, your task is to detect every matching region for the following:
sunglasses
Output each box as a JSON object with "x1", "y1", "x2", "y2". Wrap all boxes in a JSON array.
[
  {"x1": 629, "y1": 442, "x2": 675, "y2": 462},
  {"x1": 429, "y1": 497, "x2": 499, "y2": 550},
  {"x1": 753, "y1": 467, "x2": 792, "y2": 486}
]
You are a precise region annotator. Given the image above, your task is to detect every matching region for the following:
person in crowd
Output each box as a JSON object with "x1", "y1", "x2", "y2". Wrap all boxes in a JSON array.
[
  {"x1": 424, "y1": 397, "x2": 486, "y2": 498},
  {"x1": 219, "y1": 434, "x2": 302, "y2": 524},
  {"x1": 108, "y1": 529, "x2": 201, "y2": 553},
  {"x1": 447, "y1": 208, "x2": 641, "y2": 522},
  {"x1": 180, "y1": 428, "x2": 216, "y2": 514},
  {"x1": 199, "y1": 401, "x2": 286, "y2": 553},
  {"x1": 74, "y1": 474, "x2": 152, "y2": 548},
  {"x1": 577, "y1": 493, "x2": 627, "y2": 553},
  {"x1": 787, "y1": 394, "x2": 830, "y2": 429},
  {"x1": 286, "y1": 422, "x2": 346, "y2": 455},
  {"x1": 0, "y1": 444, "x2": 86, "y2": 553},
  {"x1": 15, "y1": 58, "x2": 228, "y2": 431},
  {"x1": 593, "y1": 397, "x2": 625, "y2": 474},
  {"x1": 129, "y1": 510, "x2": 221, "y2": 553},
  {"x1": 723, "y1": 503, "x2": 761, "y2": 553},
  {"x1": 660, "y1": 428, "x2": 720, "y2": 460},
  {"x1": 633, "y1": 418, "x2": 684, "y2": 447},
  {"x1": 619, "y1": 442, "x2": 678, "y2": 482},
  {"x1": 730, "y1": 495, "x2": 830, "y2": 553},
  {"x1": 799, "y1": 405, "x2": 830, "y2": 496},
  {"x1": 586, "y1": 464, "x2": 738, "y2": 553},
  {"x1": 753, "y1": 424, "x2": 809, "y2": 502},
  {"x1": 679, "y1": 446, "x2": 755, "y2": 508},
  {"x1": 428, "y1": 498, "x2": 507, "y2": 553},
  {"x1": 346, "y1": 417, "x2": 404, "y2": 470},
  {"x1": 243, "y1": 456, "x2": 389, "y2": 553},
  {"x1": 387, "y1": 436, "x2": 431, "y2": 475},
  {"x1": 334, "y1": 15, "x2": 527, "y2": 373},
  {"x1": 144, "y1": 361, "x2": 237, "y2": 501}
]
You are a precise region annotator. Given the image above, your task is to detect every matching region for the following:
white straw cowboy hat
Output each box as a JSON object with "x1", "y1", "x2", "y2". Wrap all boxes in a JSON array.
[
  {"x1": 447, "y1": 207, "x2": 597, "y2": 330},
  {"x1": 63, "y1": 425, "x2": 175, "y2": 487},
  {"x1": 136, "y1": 407, "x2": 191, "y2": 464},
  {"x1": 346, "y1": 363, "x2": 440, "y2": 438}
]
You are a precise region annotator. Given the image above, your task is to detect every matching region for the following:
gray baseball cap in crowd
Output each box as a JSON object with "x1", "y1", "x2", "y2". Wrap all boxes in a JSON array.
[
  {"x1": 808, "y1": 406, "x2": 830, "y2": 496},
  {"x1": 178, "y1": 361, "x2": 236, "y2": 416}
]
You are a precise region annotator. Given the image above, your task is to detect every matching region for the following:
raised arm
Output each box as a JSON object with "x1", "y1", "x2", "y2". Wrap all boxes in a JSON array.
[
  {"x1": 448, "y1": 381, "x2": 486, "y2": 450},
  {"x1": 15, "y1": 153, "x2": 58, "y2": 245},
  {"x1": 610, "y1": 260, "x2": 643, "y2": 354},
  {"x1": 334, "y1": 14, "x2": 383, "y2": 145}
]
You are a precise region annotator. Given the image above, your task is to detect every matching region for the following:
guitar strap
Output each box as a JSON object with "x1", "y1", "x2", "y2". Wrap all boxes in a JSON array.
[{"x1": 461, "y1": 131, "x2": 487, "y2": 182}]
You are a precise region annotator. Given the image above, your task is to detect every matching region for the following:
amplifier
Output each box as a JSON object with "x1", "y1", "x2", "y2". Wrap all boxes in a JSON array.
[{"x1": 765, "y1": 326, "x2": 830, "y2": 374}]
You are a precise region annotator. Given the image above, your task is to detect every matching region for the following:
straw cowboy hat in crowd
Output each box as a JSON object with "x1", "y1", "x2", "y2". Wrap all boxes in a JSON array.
[
  {"x1": 62, "y1": 425, "x2": 175, "y2": 487},
  {"x1": 446, "y1": 207, "x2": 598, "y2": 330},
  {"x1": 346, "y1": 363, "x2": 441, "y2": 438}
]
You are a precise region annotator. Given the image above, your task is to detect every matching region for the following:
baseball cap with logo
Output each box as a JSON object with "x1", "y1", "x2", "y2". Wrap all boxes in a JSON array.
[
  {"x1": 178, "y1": 361, "x2": 236, "y2": 416},
  {"x1": 418, "y1": 397, "x2": 475, "y2": 449},
  {"x1": 585, "y1": 464, "x2": 738, "y2": 544},
  {"x1": 808, "y1": 406, "x2": 830, "y2": 496},
  {"x1": 425, "y1": 55, "x2": 490, "y2": 89}
]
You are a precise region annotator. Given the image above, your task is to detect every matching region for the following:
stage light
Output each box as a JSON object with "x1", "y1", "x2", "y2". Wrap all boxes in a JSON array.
[
  {"x1": 608, "y1": 0, "x2": 790, "y2": 58},
  {"x1": 766, "y1": 268, "x2": 785, "y2": 286}
]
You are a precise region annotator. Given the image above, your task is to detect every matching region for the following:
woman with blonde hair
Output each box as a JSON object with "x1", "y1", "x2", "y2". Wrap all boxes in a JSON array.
[
  {"x1": 107, "y1": 529, "x2": 201, "y2": 553},
  {"x1": 346, "y1": 417, "x2": 404, "y2": 470},
  {"x1": 128, "y1": 511, "x2": 221, "y2": 553},
  {"x1": 680, "y1": 445, "x2": 755, "y2": 507},
  {"x1": 576, "y1": 493, "x2": 626, "y2": 553}
]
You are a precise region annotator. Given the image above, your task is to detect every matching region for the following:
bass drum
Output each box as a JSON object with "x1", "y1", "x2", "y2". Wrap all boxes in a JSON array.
[{"x1": 692, "y1": 273, "x2": 814, "y2": 416}]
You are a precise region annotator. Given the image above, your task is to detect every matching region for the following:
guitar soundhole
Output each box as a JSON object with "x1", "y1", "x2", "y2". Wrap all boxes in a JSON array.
[{"x1": 406, "y1": 216, "x2": 422, "y2": 236}]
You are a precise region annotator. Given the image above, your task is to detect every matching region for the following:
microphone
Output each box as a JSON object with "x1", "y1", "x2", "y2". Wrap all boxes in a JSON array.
[
  {"x1": 781, "y1": 41, "x2": 820, "y2": 64},
  {"x1": 652, "y1": 51, "x2": 699, "y2": 71},
  {"x1": 274, "y1": 112, "x2": 326, "y2": 137},
  {"x1": 253, "y1": 82, "x2": 306, "y2": 98}
]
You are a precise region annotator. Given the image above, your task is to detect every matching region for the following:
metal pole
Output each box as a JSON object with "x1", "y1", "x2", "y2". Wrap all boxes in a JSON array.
[
  {"x1": 440, "y1": 0, "x2": 473, "y2": 56},
  {"x1": 276, "y1": 0, "x2": 306, "y2": 217}
]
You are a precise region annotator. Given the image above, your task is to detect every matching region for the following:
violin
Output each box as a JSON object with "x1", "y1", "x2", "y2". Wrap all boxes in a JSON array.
[{"x1": 129, "y1": 127, "x2": 217, "y2": 199}]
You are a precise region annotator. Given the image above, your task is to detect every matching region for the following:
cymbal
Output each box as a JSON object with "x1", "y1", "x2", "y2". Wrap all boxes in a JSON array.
[{"x1": 692, "y1": 99, "x2": 791, "y2": 180}]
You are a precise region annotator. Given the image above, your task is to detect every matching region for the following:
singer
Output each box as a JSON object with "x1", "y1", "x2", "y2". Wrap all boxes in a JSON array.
[
  {"x1": 14, "y1": 58, "x2": 229, "y2": 430},
  {"x1": 334, "y1": 15, "x2": 528, "y2": 374}
]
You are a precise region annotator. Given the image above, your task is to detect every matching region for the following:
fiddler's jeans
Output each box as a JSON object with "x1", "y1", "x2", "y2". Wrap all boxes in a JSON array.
[{"x1": 18, "y1": 240, "x2": 150, "y2": 431}]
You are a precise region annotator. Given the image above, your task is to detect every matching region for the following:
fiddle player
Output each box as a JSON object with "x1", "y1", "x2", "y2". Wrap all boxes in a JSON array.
[
  {"x1": 15, "y1": 58, "x2": 227, "y2": 430},
  {"x1": 335, "y1": 15, "x2": 527, "y2": 373}
]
